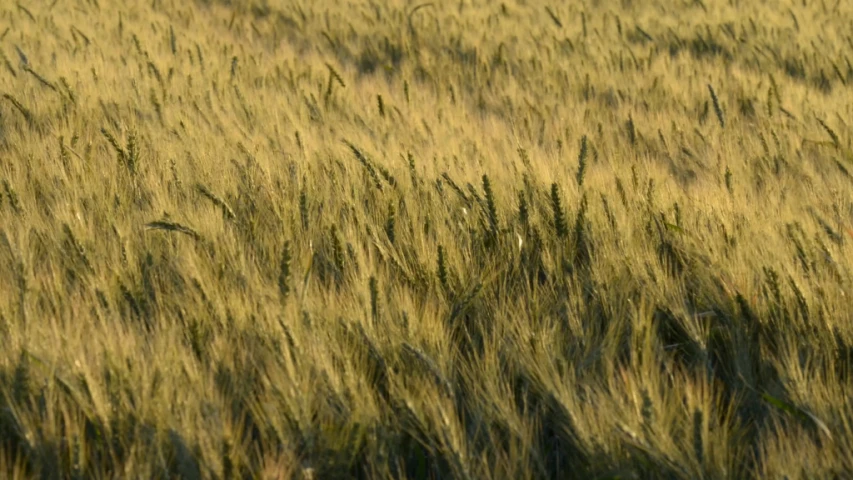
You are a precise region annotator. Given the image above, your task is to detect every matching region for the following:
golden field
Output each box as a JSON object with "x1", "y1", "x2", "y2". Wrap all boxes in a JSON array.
[{"x1": 1, "y1": 0, "x2": 853, "y2": 478}]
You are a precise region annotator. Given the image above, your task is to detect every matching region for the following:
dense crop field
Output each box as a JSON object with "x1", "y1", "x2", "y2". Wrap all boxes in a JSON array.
[{"x1": 2, "y1": 0, "x2": 853, "y2": 478}]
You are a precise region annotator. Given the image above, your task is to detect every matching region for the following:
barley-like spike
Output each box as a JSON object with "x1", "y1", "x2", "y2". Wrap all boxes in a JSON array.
[
  {"x1": 657, "y1": 129, "x2": 669, "y2": 152},
  {"x1": 402, "y1": 342, "x2": 454, "y2": 397},
  {"x1": 195, "y1": 183, "x2": 236, "y2": 220},
  {"x1": 769, "y1": 74, "x2": 781, "y2": 105},
  {"x1": 646, "y1": 178, "x2": 656, "y2": 209},
  {"x1": 573, "y1": 193, "x2": 590, "y2": 267},
  {"x1": 369, "y1": 276, "x2": 380, "y2": 322},
  {"x1": 437, "y1": 245, "x2": 448, "y2": 289},
  {"x1": 169, "y1": 25, "x2": 177, "y2": 55},
  {"x1": 724, "y1": 166, "x2": 733, "y2": 194},
  {"x1": 466, "y1": 183, "x2": 484, "y2": 209},
  {"x1": 278, "y1": 241, "x2": 292, "y2": 300},
  {"x1": 145, "y1": 220, "x2": 201, "y2": 241},
  {"x1": 673, "y1": 202, "x2": 682, "y2": 228},
  {"x1": 344, "y1": 140, "x2": 384, "y2": 191},
  {"x1": 299, "y1": 187, "x2": 309, "y2": 230},
  {"x1": 615, "y1": 177, "x2": 629, "y2": 209},
  {"x1": 816, "y1": 118, "x2": 840, "y2": 148},
  {"x1": 406, "y1": 151, "x2": 418, "y2": 186},
  {"x1": 693, "y1": 408, "x2": 704, "y2": 467},
  {"x1": 12, "y1": 350, "x2": 31, "y2": 405},
  {"x1": 640, "y1": 388, "x2": 654, "y2": 433},
  {"x1": 385, "y1": 201, "x2": 396, "y2": 244},
  {"x1": 601, "y1": 194, "x2": 617, "y2": 231},
  {"x1": 482, "y1": 175, "x2": 499, "y2": 235},
  {"x1": 0, "y1": 50, "x2": 17, "y2": 77},
  {"x1": 150, "y1": 88, "x2": 163, "y2": 123},
  {"x1": 766, "y1": 86, "x2": 774, "y2": 117},
  {"x1": 62, "y1": 223, "x2": 93, "y2": 273},
  {"x1": 16, "y1": 4, "x2": 35, "y2": 22},
  {"x1": 59, "y1": 77, "x2": 76, "y2": 104},
  {"x1": 517, "y1": 147, "x2": 531, "y2": 169},
  {"x1": 708, "y1": 84, "x2": 725, "y2": 128},
  {"x1": 577, "y1": 135, "x2": 589, "y2": 187},
  {"x1": 788, "y1": 276, "x2": 809, "y2": 321},
  {"x1": 763, "y1": 267, "x2": 783, "y2": 318},
  {"x1": 440, "y1": 172, "x2": 469, "y2": 204},
  {"x1": 101, "y1": 127, "x2": 127, "y2": 165},
  {"x1": 550, "y1": 183, "x2": 568, "y2": 238},
  {"x1": 518, "y1": 190, "x2": 529, "y2": 231},
  {"x1": 126, "y1": 130, "x2": 139, "y2": 174},
  {"x1": 544, "y1": 6, "x2": 563, "y2": 28},
  {"x1": 3, "y1": 94, "x2": 34, "y2": 126},
  {"x1": 23, "y1": 65, "x2": 58, "y2": 92},
  {"x1": 2, "y1": 180, "x2": 20, "y2": 215},
  {"x1": 626, "y1": 114, "x2": 636, "y2": 146},
  {"x1": 331, "y1": 225, "x2": 345, "y2": 275},
  {"x1": 59, "y1": 136, "x2": 71, "y2": 172},
  {"x1": 326, "y1": 63, "x2": 345, "y2": 88}
]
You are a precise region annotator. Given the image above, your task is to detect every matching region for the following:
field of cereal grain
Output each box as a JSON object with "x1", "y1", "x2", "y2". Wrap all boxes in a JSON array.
[{"x1": 1, "y1": 0, "x2": 853, "y2": 478}]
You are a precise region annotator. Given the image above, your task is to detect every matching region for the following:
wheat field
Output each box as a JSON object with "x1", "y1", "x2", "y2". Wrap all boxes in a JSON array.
[{"x1": 1, "y1": 0, "x2": 852, "y2": 478}]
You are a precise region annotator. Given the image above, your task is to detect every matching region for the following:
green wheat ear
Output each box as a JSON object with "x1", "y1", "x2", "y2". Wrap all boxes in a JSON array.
[
  {"x1": 369, "y1": 276, "x2": 380, "y2": 322},
  {"x1": 517, "y1": 189, "x2": 529, "y2": 232},
  {"x1": 385, "y1": 201, "x2": 396, "y2": 244},
  {"x1": 550, "y1": 183, "x2": 568, "y2": 239},
  {"x1": 482, "y1": 174, "x2": 499, "y2": 236},
  {"x1": 279, "y1": 241, "x2": 292, "y2": 301},
  {"x1": 437, "y1": 245, "x2": 448, "y2": 290},
  {"x1": 576, "y1": 135, "x2": 589, "y2": 187},
  {"x1": 299, "y1": 185, "x2": 309, "y2": 231}
]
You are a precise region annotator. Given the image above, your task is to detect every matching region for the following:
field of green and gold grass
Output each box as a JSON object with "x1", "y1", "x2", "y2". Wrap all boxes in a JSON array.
[{"x1": 1, "y1": 0, "x2": 853, "y2": 478}]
